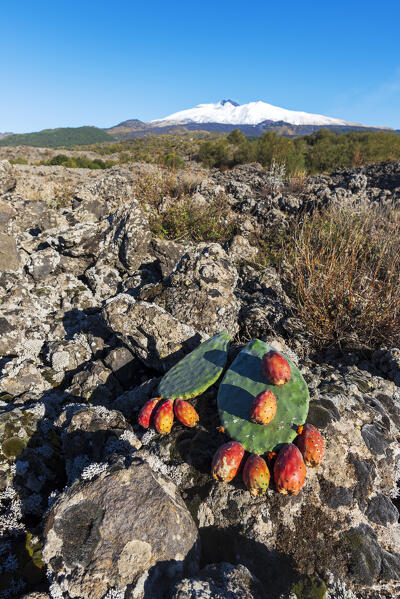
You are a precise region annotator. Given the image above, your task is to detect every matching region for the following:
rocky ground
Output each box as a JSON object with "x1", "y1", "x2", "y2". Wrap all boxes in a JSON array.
[
  {"x1": 0, "y1": 158, "x2": 399, "y2": 599},
  {"x1": 0, "y1": 146, "x2": 123, "y2": 165}
]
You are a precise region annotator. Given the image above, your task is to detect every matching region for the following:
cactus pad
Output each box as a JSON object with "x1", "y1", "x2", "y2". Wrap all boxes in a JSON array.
[
  {"x1": 217, "y1": 339, "x2": 309, "y2": 454},
  {"x1": 158, "y1": 331, "x2": 230, "y2": 399}
]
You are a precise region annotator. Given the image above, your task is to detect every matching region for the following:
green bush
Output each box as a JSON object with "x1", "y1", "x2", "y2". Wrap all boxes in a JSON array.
[
  {"x1": 40, "y1": 154, "x2": 116, "y2": 169},
  {"x1": 47, "y1": 154, "x2": 69, "y2": 166},
  {"x1": 163, "y1": 153, "x2": 186, "y2": 170},
  {"x1": 8, "y1": 157, "x2": 28, "y2": 165}
]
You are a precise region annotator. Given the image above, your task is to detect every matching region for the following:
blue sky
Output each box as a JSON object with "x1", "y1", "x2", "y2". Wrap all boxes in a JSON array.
[{"x1": 1, "y1": 0, "x2": 399, "y2": 132}]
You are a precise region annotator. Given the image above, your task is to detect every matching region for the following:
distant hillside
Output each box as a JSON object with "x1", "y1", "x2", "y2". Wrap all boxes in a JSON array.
[
  {"x1": 108, "y1": 120, "x2": 398, "y2": 140},
  {"x1": 0, "y1": 132, "x2": 12, "y2": 139},
  {"x1": 106, "y1": 119, "x2": 148, "y2": 138},
  {"x1": 0, "y1": 126, "x2": 115, "y2": 148}
]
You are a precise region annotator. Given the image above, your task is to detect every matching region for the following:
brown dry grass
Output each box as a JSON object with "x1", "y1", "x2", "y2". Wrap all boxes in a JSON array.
[
  {"x1": 132, "y1": 170, "x2": 202, "y2": 207},
  {"x1": 284, "y1": 200, "x2": 400, "y2": 350},
  {"x1": 286, "y1": 168, "x2": 308, "y2": 194}
]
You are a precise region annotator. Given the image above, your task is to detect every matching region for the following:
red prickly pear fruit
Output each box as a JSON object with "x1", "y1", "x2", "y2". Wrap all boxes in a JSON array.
[
  {"x1": 174, "y1": 399, "x2": 199, "y2": 428},
  {"x1": 261, "y1": 350, "x2": 291, "y2": 386},
  {"x1": 243, "y1": 454, "x2": 270, "y2": 496},
  {"x1": 250, "y1": 390, "x2": 277, "y2": 425},
  {"x1": 211, "y1": 441, "x2": 245, "y2": 483},
  {"x1": 154, "y1": 399, "x2": 174, "y2": 434},
  {"x1": 295, "y1": 424, "x2": 325, "y2": 467},
  {"x1": 274, "y1": 443, "x2": 306, "y2": 495},
  {"x1": 138, "y1": 397, "x2": 161, "y2": 428}
]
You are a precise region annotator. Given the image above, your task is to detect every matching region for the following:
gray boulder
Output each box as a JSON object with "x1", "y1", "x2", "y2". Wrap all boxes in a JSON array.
[
  {"x1": 98, "y1": 199, "x2": 152, "y2": 274},
  {"x1": 171, "y1": 563, "x2": 264, "y2": 599},
  {"x1": 227, "y1": 235, "x2": 258, "y2": 264},
  {"x1": 372, "y1": 348, "x2": 400, "y2": 386},
  {"x1": 65, "y1": 360, "x2": 123, "y2": 406},
  {"x1": 0, "y1": 160, "x2": 16, "y2": 194},
  {"x1": 61, "y1": 405, "x2": 141, "y2": 483},
  {"x1": 50, "y1": 199, "x2": 151, "y2": 275},
  {"x1": 103, "y1": 294, "x2": 207, "y2": 371},
  {"x1": 237, "y1": 265, "x2": 293, "y2": 339},
  {"x1": 148, "y1": 243, "x2": 240, "y2": 337},
  {"x1": 0, "y1": 232, "x2": 20, "y2": 272},
  {"x1": 43, "y1": 458, "x2": 199, "y2": 599},
  {"x1": 73, "y1": 168, "x2": 136, "y2": 219},
  {"x1": 26, "y1": 247, "x2": 61, "y2": 282}
]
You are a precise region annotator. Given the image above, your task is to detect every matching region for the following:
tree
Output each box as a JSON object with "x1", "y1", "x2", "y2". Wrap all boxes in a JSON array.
[{"x1": 227, "y1": 129, "x2": 246, "y2": 145}]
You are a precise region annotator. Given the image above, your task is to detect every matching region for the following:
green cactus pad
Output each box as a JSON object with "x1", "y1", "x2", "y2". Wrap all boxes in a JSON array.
[
  {"x1": 217, "y1": 339, "x2": 309, "y2": 454},
  {"x1": 158, "y1": 331, "x2": 230, "y2": 400}
]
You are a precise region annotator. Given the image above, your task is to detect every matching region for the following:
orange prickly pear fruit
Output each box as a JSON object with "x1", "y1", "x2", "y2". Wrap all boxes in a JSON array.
[
  {"x1": 274, "y1": 443, "x2": 306, "y2": 495},
  {"x1": 211, "y1": 441, "x2": 244, "y2": 483},
  {"x1": 261, "y1": 350, "x2": 291, "y2": 385},
  {"x1": 243, "y1": 454, "x2": 270, "y2": 496},
  {"x1": 295, "y1": 424, "x2": 325, "y2": 466},
  {"x1": 154, "y1": 399, "x2": 174, "y2": 434},
  {"x1": 174, "y1": 399, "x2": 199, "y2": 428},
  {"x1": 250, "y1": 390, "x2": 277, "y2": 425},
  {"x1": 138, "y1": 397, "x2": 161, "y2": 428}
]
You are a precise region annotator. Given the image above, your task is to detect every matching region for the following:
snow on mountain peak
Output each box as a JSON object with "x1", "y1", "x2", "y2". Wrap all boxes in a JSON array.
[{"x1": 151, "y1": 99, "x2": 348, "y2": 127}]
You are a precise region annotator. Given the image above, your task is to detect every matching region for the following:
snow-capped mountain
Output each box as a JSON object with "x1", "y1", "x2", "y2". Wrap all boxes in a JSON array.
[{"x1": 151, "y1": 99, "x2": 349, "y2": 127}]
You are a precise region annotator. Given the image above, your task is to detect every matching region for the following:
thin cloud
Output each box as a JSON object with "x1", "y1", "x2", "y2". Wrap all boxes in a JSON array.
[{"x1": 332, "y1": 68, "x2": 400, "y2": 128}]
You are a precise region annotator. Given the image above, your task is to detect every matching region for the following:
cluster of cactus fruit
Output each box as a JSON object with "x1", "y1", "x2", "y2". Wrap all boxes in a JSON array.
[
  {"x1": 138, "y1": 332, "x2": 325, "y2": 497},
  {"x1": 139, "y1": 397, "x2": 199, "y2": 433}
]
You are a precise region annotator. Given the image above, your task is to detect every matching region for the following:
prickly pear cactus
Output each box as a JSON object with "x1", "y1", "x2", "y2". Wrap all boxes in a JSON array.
[
  {"x1": 158, "y1": 331, "x2": 230, "y2": 400},
  {"x1": 217, "y1": 339, "x2": 309, "y2": 454}
]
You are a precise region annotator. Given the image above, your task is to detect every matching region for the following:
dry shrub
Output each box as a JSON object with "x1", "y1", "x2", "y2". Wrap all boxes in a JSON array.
[
  {"x1": 176, "y1": 171, "x2": 204, "y2": 195},
  {"x1": 286, "y1": 168, "x2": 308, "y2": 194},
  {"x1": 285, "y1": 200, "x2": 400, "y2": 350},
  {"x1": 149, "y1": 193, "x2": 237, "y2": 242},
  {"x1": 133, "y1": 169, "x2": 236, "y2": 242},
  {"x1": 51, "y1": 184, "x2": 75, "y2": 209},
  {"x1": 132, "y1": 169, "x2": 203, "y2": 208},
  {"x1": 132, "y1": 170, "x2": 179, "y2": 208}
]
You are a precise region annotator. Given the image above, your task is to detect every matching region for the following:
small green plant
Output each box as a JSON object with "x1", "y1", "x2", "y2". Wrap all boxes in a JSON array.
[
  {"x1": 8, "y1": 157, "x2": 28, "y2": 165},
  {"x1": 50, "y1": 185, "x2": 75, "y2": 209},
  {"x1": 264, "y1": 159, "x2": 286, "y2": 192}
]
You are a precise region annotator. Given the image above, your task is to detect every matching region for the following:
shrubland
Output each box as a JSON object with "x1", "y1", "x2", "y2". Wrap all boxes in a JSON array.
[
  {"x1": 131, "y1": 164, "x2": 400, "y2": 352},
  {"x1": 87, "y1": 128, "x2": 400, "y2": 175},
  {"x1": 198, "y1": 129, "x2": 400, "y2": 174}
]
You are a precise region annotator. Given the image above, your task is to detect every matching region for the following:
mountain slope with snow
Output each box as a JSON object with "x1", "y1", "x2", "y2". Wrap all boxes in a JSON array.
[{"x1": 152, "y1": 99, "x2": 349, "y2": 127}]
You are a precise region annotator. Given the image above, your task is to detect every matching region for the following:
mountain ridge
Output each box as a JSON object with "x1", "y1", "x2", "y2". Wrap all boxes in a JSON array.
[{"x1": 106, "y1": 99, "x2": 394, "y2": 139}]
